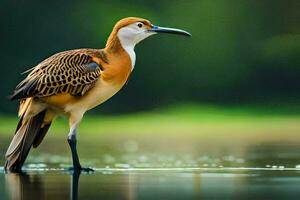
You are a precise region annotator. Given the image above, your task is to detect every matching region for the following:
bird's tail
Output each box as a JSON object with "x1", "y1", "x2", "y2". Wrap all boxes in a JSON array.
[{"x1": 5, "y1": 110, "x2": 48, "y2": 171}]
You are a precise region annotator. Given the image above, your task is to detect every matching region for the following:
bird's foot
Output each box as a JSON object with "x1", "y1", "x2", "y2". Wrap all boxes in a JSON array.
[
  {"x1": 80, "y1": 167, "x2": 95, "y2": 173},
  {"x1": 67, "y1": 166, "x2": 95, "y2": 173}
]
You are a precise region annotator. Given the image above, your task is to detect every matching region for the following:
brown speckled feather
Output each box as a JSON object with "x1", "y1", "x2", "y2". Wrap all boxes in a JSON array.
[{"x1": 10, "y1": 49, "x2": 107, "y2": 100}]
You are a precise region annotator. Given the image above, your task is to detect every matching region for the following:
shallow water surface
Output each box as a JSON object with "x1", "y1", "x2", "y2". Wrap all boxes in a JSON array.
[
  {"x1": 1, "y1": 134, "x2": 300, "y2": 199},
  {"x1": 1, "y1": 168, "x2": 300, "y2": 200}
]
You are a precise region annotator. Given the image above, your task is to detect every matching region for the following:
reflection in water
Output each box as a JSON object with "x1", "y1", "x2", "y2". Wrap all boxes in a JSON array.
[
  {"x1": 5, "y1": 171, "x2": 78, "y2": 200},
  {"x1": 3, "y1": 169, "x2": 300, "y2": 200},
  {"x1": 5, "y1": 172, "x2": 44, "y2": 200},
  {"x1": 4, "y1": 170, "x2": 133, "y2": 200},
  {"x1": 70, "y1": 171, "x2": 80, "y2": 200}
]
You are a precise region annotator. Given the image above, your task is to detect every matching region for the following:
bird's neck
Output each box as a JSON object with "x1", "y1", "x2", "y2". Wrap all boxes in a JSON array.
[
  {"x1": 105, "y1": 30, "x2": 123, "y2": 53},
  {"x1": 105, "y1": 32, "x2": 136, "y2": 71},
  {"x1": 118, "y1": 42, "x2": 136, "y2": 71}
]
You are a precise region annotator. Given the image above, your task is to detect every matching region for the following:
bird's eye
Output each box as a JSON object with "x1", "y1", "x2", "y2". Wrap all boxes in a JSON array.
[{"x1": 137, "y1": 23, "x2": 143, "y2": 28}]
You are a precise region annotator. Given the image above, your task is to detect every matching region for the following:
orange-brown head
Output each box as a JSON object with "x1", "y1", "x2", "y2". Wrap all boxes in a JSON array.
[
  {"x1": 105, "y1": 17, "x2": 191, "y2": 69},
  {"x1": 113, "y1": 17, "x2": 153, "y2": 32},
  {"x1": 106, "y1": 17, "x2": 191, "y2": 52}
]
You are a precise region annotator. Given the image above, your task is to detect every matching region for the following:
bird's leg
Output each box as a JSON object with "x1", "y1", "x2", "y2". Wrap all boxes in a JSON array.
[
  {"x1": 68, "y1": 126, "x2": 82, "y2": 171},
  {"x1": 67, "y1": 114, "x2": 94, "y2": 173}
]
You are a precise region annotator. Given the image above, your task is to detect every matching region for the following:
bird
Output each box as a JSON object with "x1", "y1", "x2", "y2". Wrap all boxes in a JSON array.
[{"x1": 5, "y1": 17, "x2": 191, "y2": 172}]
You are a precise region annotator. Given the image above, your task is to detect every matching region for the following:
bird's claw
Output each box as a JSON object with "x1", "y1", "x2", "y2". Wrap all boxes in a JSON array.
[
  {"x1": 80, "y1": 167, "x2": 95, "y2": 173},
  {"x1": 67, "y1": 166, "x2": 95, "y2": 173}
]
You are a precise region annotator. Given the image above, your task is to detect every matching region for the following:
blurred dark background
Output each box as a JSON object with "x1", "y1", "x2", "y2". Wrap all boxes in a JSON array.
[{"x1": 0, "y1": 0, "x2": 299, "y2": 114}]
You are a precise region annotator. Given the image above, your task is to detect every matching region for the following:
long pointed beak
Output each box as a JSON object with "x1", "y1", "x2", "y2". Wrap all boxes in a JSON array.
[{"x1": 148, "y1": 25, "x2": 192, "y2": 37}]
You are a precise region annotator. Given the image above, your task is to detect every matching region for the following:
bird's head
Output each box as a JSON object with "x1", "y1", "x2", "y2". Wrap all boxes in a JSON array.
[{"x1": 106, "y1": 17, "x2": 191, "y2": 51}]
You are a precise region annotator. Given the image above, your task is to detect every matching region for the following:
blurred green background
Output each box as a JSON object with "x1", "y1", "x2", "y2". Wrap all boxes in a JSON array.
[
  {"x1": 1, "y1": 2, "x2": 300, "y2": 199},
  {"x1": 0, "y1": 0, "x2": 300, "y2": 199},
  {"x1": 1, "y1": 0, "x2": 299, "y2": 114},
  {"x1": 1, "y1": 0, "x2": 300, "y2": 168}
]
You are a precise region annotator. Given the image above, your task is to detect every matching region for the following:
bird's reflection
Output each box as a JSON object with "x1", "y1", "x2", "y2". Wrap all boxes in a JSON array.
[
  {"x1": 5, "y1": 170, "x2": 81, "y2": 200},
  {"x1": 5, "y1": 172, "x2": 44, "y2": 200},
  {"x1": 70, "y1": 171, "x2": 80, "y2": 200}
]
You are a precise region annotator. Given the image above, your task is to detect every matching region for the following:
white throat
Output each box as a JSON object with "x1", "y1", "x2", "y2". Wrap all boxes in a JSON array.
[
  {"x1": 117, "y1": 31, "x2": 137, "y2": 71},
  {"x1": 120, "y1": 43, "x2": 136, "y2": 71},
  {"x1": 117, "y1": 25, "x2": 155, "y2": 71}
]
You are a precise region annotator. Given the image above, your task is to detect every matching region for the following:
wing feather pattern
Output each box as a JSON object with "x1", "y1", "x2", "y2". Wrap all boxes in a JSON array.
[{"x1": 10, "y1": 49, "x2": 105, "y2": 100}]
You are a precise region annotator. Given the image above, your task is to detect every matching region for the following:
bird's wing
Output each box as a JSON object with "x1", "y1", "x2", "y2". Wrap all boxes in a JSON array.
[{"x1": 10, "y1": 49, "x2": 106, "y2": 100}]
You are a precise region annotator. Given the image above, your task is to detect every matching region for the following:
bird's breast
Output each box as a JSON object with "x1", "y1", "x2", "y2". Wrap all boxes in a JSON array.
[
  {"x1": 65, "y1": 56, "x2": 132, "y2": 112},
  {"x1": 83, "y1": 79, "x2": 124, "y2": 110}
]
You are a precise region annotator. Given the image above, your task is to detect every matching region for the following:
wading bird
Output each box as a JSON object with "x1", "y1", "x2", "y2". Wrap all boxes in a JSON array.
[{"x1": 5, "y1": 17, "x2": 191, "y2": 172}]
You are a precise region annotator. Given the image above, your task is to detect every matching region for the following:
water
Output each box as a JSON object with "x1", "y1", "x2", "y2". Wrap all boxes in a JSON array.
[
  {"x1": 1, "y1": 135, "x2": 300, "y2": 199},
  {"x1": 1, "y1": 168, "x2": 300, "y2": 200}
]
